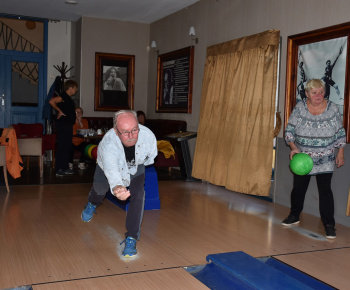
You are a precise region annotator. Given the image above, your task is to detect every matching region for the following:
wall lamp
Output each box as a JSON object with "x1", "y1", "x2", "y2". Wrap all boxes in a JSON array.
[
  {"x1": 189, "y1": 26, "x2": 199, "y2": 44},
  {"x1": 151, "y1": 40, "x2": 159, "y2": 55}
]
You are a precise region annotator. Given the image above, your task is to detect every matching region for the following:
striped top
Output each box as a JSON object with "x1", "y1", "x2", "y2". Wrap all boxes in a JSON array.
[{"x1": 285, "y1": 100, "x2": 346, "y2": 175}]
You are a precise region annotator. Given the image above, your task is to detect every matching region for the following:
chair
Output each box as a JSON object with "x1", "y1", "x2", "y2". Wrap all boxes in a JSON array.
[
  {"x1": 0, "y1": 145, "x2": 10, "y2": 192},
  {"x1": 11, "y1": 123, "x2": 56, "y2": 177}
]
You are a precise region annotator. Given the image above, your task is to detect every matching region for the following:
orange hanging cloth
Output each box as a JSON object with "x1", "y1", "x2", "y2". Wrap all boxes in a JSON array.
[{"x1": 0, "y1": 128, "x2": 23, "y2": 179}]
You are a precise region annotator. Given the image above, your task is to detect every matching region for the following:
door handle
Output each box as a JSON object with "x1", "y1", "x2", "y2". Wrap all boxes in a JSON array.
[{"x1": 0, "y1": 94, "x2": 4, "y2": 106}]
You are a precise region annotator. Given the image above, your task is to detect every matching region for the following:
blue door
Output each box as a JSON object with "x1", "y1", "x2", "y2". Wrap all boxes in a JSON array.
[{"x1": 0, "y1": 50, "x2": 45, "y2": 128}]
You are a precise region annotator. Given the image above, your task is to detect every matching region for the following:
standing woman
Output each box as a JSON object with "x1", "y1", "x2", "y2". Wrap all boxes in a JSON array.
[
  {"x1": 49, "y1": 80, "x2": 78, "y2": 176},
  {"x1": 282, "y1": 79, "x2": 346, "y2": 239}
]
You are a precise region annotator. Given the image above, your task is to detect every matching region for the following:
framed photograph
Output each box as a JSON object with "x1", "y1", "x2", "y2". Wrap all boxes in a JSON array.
[
  {"x1": 284, "y1": 22, "x2": 350, "y2": 142},
  {"x1": 95, "y1": 52, "x2": 134, "y2": 111},
  {"x1": 156, "y1": 46, "x2": 194, "y2": 113}
]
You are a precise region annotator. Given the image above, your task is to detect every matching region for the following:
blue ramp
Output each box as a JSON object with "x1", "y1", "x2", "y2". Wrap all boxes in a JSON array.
[{"x1": 188, "y1": 251, "x2": 334, "y2": 290}]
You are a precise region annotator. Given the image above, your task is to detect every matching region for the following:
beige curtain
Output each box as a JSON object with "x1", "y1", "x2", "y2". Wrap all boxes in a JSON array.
[{"x1": 192, "y1": 30, "x2": 280, "y2": 196}]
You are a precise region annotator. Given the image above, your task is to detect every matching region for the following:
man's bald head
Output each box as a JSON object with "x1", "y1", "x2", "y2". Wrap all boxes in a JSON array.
[{"x1": 114, "y1": 111, "x2": 139, "y2": 147}]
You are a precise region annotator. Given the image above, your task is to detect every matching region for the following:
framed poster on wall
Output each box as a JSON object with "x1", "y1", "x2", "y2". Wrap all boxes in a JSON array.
[
  {"x1": 284, "y1": 22, "x2": 350, "y2": 142},
  {"x1": 156, "y1": 46, "x2": 194, "y2": 113},
  {"x1": 95, "y1": 52, "x2": 134, "y2": 111}
]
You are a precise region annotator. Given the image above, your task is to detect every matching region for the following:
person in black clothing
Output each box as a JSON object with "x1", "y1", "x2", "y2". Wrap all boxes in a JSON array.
[{"x1": 49, "y1": 80, "x2": 78, "y2": 176}]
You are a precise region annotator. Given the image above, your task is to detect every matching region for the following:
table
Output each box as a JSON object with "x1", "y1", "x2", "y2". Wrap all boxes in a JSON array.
[
  {"x1": 74, "y1": 134, "x2": 104, "y2": 144},
  {"x1": 164, "y1": 131, "x2": 197, "y2": 181}
]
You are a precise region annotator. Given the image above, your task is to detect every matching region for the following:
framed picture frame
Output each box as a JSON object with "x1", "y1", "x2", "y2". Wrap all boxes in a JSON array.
[
  {"x1": 95, "y1": 52, "x2": 134, "y2": 111},
  {"x1": 284, "y1": 22, "x2": 350, "y2": 142},
  {"x1": 156, "y1": 46, "x2": 194, "y2": 113}
]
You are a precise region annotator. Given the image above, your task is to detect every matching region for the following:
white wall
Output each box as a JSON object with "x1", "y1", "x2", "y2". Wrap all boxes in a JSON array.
[
  {"x1": 78, "y1": 17, "x2": 150, "y2": 118},
  {"x1": 46, "y1": 0, "x2": 350, "y2": 138},
  {"x1": 47, "y1": 17, "x2": 150, "y2": 117},
  {"x1": 149, "y1": 0, "x2": 350, "y2": 136},
  {"x1": 47, "y1": 21, "x2": 74, "y2": 92}
]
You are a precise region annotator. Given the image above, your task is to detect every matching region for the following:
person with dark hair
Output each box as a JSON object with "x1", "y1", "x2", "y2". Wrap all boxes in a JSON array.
[
  {"x1": 49, "y1": 80, "x2": 78, "y2": 176},
  {"x1": 282, "y1": 79, "x2": 346, "y2": 239},
  {"x1": 136, "y1": 110, "x2": 152, "y2": 131},
  {"x1": 69, "y1": 106, "x2": 89, "y2": 170},
  {"x1": 81, "y1": 110, "x2": 157, "y2": 257},
  {"x1": 103, "y1": 67, "x2": 126, "y2": 91},
  {"x1": 136, "y1": 110, "x2": 146, "y2": 125},
  {"x1": 321, "y1": 47, "x2": 343, "y2": 100}
]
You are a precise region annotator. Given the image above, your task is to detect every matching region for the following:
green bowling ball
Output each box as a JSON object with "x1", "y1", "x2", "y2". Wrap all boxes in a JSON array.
[
  {"x1": 290, "y1": 153, "x2": 313, "y2": 175},
  {"x1": 84, "y1": 144, "x2": 93, "y2": 157}
]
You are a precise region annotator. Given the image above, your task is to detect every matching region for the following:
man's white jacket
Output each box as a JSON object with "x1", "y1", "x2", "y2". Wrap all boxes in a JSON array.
[{"x1": 97, "y1": 124, "x2": 157, "y2": 192}]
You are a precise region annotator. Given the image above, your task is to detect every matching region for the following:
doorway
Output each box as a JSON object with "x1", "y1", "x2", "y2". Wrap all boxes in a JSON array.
[
  {"x1": 0, "y1": 17, "x2": 47, "y2": 129},
  {"x1": 0, "y1": 51, "x2": 45, "y2": 128}
]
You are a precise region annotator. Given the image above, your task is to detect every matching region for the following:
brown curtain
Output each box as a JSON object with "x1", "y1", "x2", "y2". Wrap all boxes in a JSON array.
[{"x1": 192, "y1": 30, "x2": 280, "y2": 196}]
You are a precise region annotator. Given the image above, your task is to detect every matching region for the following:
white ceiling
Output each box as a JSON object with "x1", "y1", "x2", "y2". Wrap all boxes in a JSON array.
[{"x1": 1, "y1": 0, "x2": 200, "y2": 23}]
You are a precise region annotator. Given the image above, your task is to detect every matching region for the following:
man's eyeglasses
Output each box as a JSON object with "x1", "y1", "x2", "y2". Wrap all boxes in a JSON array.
[{"x1": 116, "y1": 128, "x2": 140, "y2": 136}]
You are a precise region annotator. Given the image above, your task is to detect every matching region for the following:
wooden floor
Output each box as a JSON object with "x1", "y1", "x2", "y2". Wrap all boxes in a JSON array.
[
  {"x1": 3, "y1": 158, "x2": 183, "y2": 186},
  {"x1": 0, "y1": 163, "x2": 350, "y2": 289}
]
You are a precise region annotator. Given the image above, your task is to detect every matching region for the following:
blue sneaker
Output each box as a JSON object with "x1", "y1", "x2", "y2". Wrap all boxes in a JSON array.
[
  {"x1": 120, "y1": 237, "x2": 137, "y2": 257},
  {"x1": 81, "y1": 202, "x2": 97, "y2": 222}
]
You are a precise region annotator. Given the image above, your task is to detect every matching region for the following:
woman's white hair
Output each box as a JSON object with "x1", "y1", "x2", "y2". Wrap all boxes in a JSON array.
[{"x1": 305, "y1": 79, "x2": 326, "y2": 92}]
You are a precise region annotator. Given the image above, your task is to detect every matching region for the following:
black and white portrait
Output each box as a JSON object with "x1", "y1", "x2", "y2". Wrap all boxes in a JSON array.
[
  {"x1": 103, "y1": 66, "x2": 127, "y2": 92},
  {"x1": 296, "y1": 36, "x2": 347, "y2": 118}
]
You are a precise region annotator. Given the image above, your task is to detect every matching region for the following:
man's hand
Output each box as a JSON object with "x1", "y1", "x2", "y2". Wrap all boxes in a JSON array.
[{"x1": 112, "y1": 185, "x2": 130, "y2": 200}]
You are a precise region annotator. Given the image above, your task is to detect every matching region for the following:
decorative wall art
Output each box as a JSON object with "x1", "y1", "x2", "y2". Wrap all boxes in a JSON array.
[
  {"x1": 95, "y1": 52, "x2": 134, "y2": 111},
  {"x1": 285, "y1": 22, "x2": 350, "y2": 142},
  {"x1": 156, "y1": 46, "x2": 194, "y2": 113}
]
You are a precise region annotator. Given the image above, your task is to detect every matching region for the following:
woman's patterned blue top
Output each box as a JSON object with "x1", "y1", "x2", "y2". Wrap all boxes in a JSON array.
[{"x1": 285, "y1": 99, "x2": 346, "y2": 175}]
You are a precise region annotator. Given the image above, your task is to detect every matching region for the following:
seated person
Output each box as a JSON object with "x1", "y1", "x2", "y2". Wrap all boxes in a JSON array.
[
  {"x1": 70, "y1": 107, "x2": 89, "y2": 170},
  {"x1": 137, "y1": 110, "x2": 153, "y2": 131}
]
